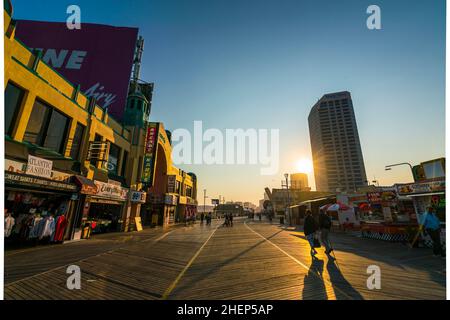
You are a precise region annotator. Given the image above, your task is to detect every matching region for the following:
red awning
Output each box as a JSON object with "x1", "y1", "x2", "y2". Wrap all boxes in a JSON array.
[{"x1": 73, "y1": 175, "x2": 97, "y2": 195}]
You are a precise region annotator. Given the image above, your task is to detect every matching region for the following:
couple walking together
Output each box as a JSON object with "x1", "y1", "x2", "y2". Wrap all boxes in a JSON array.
[{"x1": 304, "y1": 209, "x2": 333, "y2": 257}]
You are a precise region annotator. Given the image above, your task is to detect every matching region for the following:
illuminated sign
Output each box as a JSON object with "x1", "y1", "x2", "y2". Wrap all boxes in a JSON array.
[{"x1": 142, "y1": 123, "x2": 159, "y2": 185}]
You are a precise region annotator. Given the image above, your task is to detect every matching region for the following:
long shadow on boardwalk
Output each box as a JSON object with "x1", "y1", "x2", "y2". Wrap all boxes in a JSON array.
[
  {"x1": 326, "y1": 257, "x2": 364, "y2": 300},
  {"x1": 302, "y1": 257, "x2": 328, "y2": 300},
  {"x1": 290, "y1": 232, "x2": 445, "y2": 290}
]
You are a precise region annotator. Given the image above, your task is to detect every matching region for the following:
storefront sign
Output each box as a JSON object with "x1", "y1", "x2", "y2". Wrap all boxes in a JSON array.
[
  {"x1": 167, "y1": 175, "x2": 176, "y2": 193},
  {"x1": 6, "y1": 159, "x2": 71, "y2": 182},
  {"x1": 130, "y1": 191, "x2": 147, "y2": 203},
  {"x1": 178, "y1": 196, "x2": 187, "y2": 205},
  {"x1": 348, "y1": 195, "x2": 367, "y2": 203},
  {"x1": 165, "y1": 194, "x2": 178, "y2": 205},
  {"x1": 5, "y1": 172, "x2": 77, "y2": 192},
  {"x1": 80, "y1": 183, "x2": 97, "y2": 195},
  {"x1": 367, "y1": 192, "x2": 382, "y2": 203},
  {"x1": 93, "y1": 180, "x2": 129, "y2": 201},
  {"x1": 367, "y1": 191, "x2": 397, "y2": 204},
  {"x1": 25, "y1": 155, "x2": 53, "y2": 178},
  {"x1": 396, "y1": 180, "x2": 445, "y2": 195},
  {"x1": 142, "y1": 123, "x2": 159, "y2": 185}
]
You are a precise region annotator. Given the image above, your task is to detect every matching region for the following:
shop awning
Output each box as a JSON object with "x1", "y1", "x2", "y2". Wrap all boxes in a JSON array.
[
  {"x1": 74, "y1": 175, "x2": 97, "y2": 195},
  {"x1": 298, "y1": 196, "x2": 336, "y2": 205},
  {"x1": 406, "y1": 192, "x2": 445, "y2": 197},
  {"x1": 5, "y1": 171, "x2": 78, "y2": 193}
]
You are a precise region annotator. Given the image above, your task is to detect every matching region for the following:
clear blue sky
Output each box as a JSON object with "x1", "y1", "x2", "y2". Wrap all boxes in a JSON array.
[{"x1": 12, "y1": 0, "x2": 445, "y2": 204}]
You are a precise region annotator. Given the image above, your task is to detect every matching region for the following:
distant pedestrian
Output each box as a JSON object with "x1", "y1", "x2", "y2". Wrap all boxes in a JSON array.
[
  {"x1": 420, "y1": 207, "x2": 444, "y2": 257},
  {"x1": 304, "y1": 210, "x2": 319, "y2": 257},
  {"x1": 229, "y1": 213, "x2": 233, "y2": 227},
  {"x1": 319, "y1": 209, "x2": 333, "y2": 255},
  {"x1": 207, "y1": 212, "x2": 212, "y2": 225},
  {"x1": 223, "y1": 213, "x2": 229, "y2": 227},
  {"x1": 201, "y1": 213, "x2": 205, "y2": 224}
]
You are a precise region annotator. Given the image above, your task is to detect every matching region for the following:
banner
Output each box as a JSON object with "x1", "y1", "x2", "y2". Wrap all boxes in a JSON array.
[
  {"x1": 396, "y1": 180, "x2": 445, "y2": 195},
  {"x1": 142, "y1": 123, "x2": 159, "y2": 185},
  {"x1": 15, "y1": 20, "x2": 138, "y2": 120}
]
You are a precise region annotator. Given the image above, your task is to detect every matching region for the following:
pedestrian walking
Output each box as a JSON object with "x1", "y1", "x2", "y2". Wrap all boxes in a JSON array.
[
  {"x1": 200, "y1": 213, "x2": 205, "y2": 224},
  {"x1": 420, "y1": 206, "x2": 445, "y2": 257},
  {"x1": 319, "y1": 209, "x2": 333, "y2": 255},
  {"x1": 223, "y1": 213, "x2": 229, "y2": 227},
  {"x1": 304, "y1": 210, "x2": 319, "y2": 257},
  {"x1": 230, "y1": 213, "x2": 233, "y2": 227}
]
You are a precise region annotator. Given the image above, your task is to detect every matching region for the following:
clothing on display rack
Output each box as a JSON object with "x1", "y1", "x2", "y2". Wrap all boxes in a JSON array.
[
  {"x1": 53, "y1": 215, "x2": 68, "y2": 242},
  {"x1": 28, "y1": 215, "x2": 43, "y2": 239},
  {"x1": 5, "y1": 214, "x2": 15, "y2": 238},
  {"x1": 39, "y1": 215, "x2": 56, "y2": 240}
]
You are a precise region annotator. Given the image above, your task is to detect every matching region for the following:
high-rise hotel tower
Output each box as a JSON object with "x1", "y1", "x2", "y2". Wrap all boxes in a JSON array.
[{"x1": 308, "y1": 91, "x2": 367, "y2": 192}]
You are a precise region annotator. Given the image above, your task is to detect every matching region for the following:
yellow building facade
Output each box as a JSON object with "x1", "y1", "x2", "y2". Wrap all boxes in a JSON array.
[{"x1": 4, "y1": 7, "x2": 197, "y2": 244}]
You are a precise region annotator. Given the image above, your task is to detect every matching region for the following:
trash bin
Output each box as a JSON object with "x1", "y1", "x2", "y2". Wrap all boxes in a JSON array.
[{"x1": 280, "y1": 217, "x2": 285, "y2": 224}]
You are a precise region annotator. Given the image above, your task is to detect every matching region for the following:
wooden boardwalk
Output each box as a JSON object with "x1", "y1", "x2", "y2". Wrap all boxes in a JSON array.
[{"x1": 4, "y1": 218, "x2": 446, "y2": 300}]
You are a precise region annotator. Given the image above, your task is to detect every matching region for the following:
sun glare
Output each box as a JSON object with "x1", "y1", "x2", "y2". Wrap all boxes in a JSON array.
[{"x1": 296, "y1": 158, "x2": 313, "y2": 173}]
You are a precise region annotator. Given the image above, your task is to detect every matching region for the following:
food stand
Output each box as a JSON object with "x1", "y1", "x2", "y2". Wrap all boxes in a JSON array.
[
  {"x1": 358, "y1": 188, "x2": 416, "y2": 242},
  {"x1": 396, "y1": 179, "x2": 445, "y2": 248}
]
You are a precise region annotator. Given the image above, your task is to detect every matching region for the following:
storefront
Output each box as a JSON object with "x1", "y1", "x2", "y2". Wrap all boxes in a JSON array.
[
  {"x1": 4, "y1": 171, "x2": 78, "y2": 247},
  {"x1": 355, "y1": 186, "x2": 440, "y2": 243},
  {"x1": 335, "y1": 189, "x2": 419, "y2": 242},
  {"x1": 74, "y1": 177, "x2": 129, "y2": 236},
  {"x1": 396, "y1": 179, "x2": 446, "y2": 248}
]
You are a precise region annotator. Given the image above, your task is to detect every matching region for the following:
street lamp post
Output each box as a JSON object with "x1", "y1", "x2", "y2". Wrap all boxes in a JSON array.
[
  {"x1": 203, "y1": 189, "x2": 208, "y2": 216},
  {"x1": 385, "y1": 162, "x2": 415, "y2": 181},
  {"x1": 283, "y1": 173, "x2": 292, "y2": 226}
]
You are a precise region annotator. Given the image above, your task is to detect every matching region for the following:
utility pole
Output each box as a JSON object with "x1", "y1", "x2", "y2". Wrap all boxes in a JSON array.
[{"x1": 203, "y1": 189, "x2": 207, "y2": 214}]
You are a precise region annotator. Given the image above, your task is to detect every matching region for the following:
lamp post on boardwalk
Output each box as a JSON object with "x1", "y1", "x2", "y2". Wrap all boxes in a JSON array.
[
  {"x1": 385, "y1": 162, "x2": 415, "y2": 181},
  {"x1": 203, "y1": 189, "x2": 208, "y2": 215},
  {"x1": 282, "y1": 173, "x2": 292, "y2": 226}
]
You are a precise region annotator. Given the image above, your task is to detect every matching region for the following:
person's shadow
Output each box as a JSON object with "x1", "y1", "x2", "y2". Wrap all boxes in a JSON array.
[
  {"x1": 326, "y1": 257, "x2": 364, "y2": 300},
  {"x1": 302, "y1": 257, "x2": 328, "y2": 300}
]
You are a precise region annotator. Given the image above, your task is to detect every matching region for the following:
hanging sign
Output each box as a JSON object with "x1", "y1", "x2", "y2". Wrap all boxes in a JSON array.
[{"x1": 142, "y1": 123, "x2": 159, "y2": 185}]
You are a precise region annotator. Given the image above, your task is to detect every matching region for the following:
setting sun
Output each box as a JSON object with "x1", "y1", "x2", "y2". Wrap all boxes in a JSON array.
[{"x1": 296, "y1": 158, "x2": 313, "y2": 173}]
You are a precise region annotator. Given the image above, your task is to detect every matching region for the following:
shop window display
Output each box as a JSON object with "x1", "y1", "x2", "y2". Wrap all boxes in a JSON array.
[
  {"x1": 85, "y1": 203, "x2": 123, "y2": 234},
  {"x1": 4, "y1": 191, "x2": 70, "y2": 248}
]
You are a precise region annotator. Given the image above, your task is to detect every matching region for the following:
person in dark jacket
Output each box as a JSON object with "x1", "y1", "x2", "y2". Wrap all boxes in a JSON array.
[
  {"x1": 319, "y1": 209, "x2": 333, "y2": 255},
  {"x1": 304, "y1": 210, "x2": 318, "y2": 256}
]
